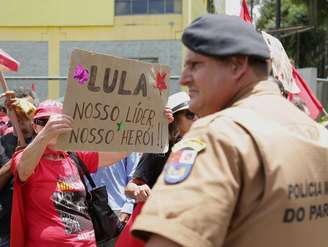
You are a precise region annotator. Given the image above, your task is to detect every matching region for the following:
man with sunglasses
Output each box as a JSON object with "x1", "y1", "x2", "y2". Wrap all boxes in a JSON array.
[
  {"x1": 132, "y1": 14, "x2": 328, "y2": 247},
  {"x1": 0, "y1": 88, "x2": 37, "y2": 247}
]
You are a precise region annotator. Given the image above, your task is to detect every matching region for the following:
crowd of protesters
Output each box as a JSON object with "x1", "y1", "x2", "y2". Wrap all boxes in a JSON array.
[
  {"x1": 0, "y1": 87, "x2": 194, "y2": 247},
  {"x1": 2, "y1": 12, "x2": 328, "y2": 247}
]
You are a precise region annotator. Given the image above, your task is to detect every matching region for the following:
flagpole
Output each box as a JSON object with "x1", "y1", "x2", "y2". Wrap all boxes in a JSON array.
[
  {"x1": 250, "y1": 0, "x2": 254, "y2": 19},
  {"x1": 275, "y1": 0, "x2": 281, "y2": 38}
]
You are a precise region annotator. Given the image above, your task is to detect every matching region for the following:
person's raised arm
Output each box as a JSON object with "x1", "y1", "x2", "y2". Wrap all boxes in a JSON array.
[
  {"x1": 97, "y1": 151, "x2": 130, "y2": 168},
  {"x1": 16, "y1": 114, "x2": 72, "y2": 182}
]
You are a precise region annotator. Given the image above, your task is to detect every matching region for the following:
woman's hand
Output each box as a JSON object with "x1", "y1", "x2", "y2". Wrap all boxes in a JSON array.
[
  {"x1": 134, "y1": 184, "x2": 152, "y2": 202},
  {"x1": 38, "y1": 114, "x2": 73, "y2": 144},
  {"x1": 164, "y1": 106, "x2": 174, "y2": 124}
]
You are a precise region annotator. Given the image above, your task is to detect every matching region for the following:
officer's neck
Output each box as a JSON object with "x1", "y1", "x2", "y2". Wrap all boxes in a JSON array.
[{"x1": 227, "y1": 72, "x2": 268, "y2": 108}]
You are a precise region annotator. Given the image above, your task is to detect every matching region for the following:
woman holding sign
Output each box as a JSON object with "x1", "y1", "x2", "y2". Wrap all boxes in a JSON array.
[{"x1": 9, "y1": 100, "x2": 173, "y2": 247}]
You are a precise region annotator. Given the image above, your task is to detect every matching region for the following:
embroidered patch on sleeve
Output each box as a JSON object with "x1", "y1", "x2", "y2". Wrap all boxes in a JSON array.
[{"x1": 164, "y1": 138, "x2": 206, "y2": 184}]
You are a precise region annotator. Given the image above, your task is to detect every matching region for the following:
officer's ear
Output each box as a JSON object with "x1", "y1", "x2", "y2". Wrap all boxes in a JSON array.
[{"x1": 230, "y1": 56, "x2": 248, "y2": 81}]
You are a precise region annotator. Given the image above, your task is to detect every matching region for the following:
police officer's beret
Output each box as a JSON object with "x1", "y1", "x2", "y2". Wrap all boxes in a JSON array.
[{"x1": 182, "y1": 14, "x2": 270, "y2": 60}]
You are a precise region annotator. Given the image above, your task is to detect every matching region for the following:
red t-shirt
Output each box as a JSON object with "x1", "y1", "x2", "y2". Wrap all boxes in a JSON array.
[{"x1": 12, "y1": 149, "x2": 99, "y2": 247}]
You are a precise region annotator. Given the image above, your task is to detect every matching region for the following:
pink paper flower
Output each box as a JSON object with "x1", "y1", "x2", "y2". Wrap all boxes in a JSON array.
[{"x1": 73, "y1": 64, "x2": 89, "y2": 85}]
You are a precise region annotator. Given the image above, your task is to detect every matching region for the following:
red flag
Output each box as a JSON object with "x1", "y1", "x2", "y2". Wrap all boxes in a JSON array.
[
  {"x1": 0, "y1": 49, "x2": 20, "y2": 72},
  {"x1": 240, "y1": 0, "x2": 252, "y2": 24},
  {"x1": 31, "y1": 83, "x2": 36, "y2": 92},
  {"x1": 288, "y1": 67, "x2": 323, "y2": 119}
]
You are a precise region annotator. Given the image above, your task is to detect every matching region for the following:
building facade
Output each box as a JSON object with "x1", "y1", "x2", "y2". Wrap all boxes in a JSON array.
[{"x1": 0, "y1": 0, "x2": 209, "y2": 100}]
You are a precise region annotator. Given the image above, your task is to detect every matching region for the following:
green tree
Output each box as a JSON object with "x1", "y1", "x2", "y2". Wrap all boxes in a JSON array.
[
  {"x1": 256, "y1": 0, "x2": 327, "y2": 77},
  {"x1": 291, "y1": 0, "x2": 328, "y2": 26},
  {"x1": 207, "y1": 0, "x2": 215, "y2": 13}
]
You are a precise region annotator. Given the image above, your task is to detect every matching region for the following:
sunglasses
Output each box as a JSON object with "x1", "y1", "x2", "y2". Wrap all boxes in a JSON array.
[
  {"x1": 34, "y1": 117, "x2": 49, "y2": 126},
  {"x1": 184, "y1": 110, "x2": 196, "y2": 120}
]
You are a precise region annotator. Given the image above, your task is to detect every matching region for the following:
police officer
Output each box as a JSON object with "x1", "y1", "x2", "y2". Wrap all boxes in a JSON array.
[{"x1": 131, "y1": 14, "x2": 328, "y2": 247}]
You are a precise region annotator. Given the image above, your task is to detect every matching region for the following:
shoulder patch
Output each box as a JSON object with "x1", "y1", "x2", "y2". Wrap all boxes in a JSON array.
[{"x1": 164, "y1": 138, "x2": 205, "y2": 185}]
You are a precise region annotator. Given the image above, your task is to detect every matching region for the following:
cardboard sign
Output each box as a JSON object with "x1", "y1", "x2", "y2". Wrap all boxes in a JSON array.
[{"x1": 56, "y1": 49, "x2": 170, "y2": 153}]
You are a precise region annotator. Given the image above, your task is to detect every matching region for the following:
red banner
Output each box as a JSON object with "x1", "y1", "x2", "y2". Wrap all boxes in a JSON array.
[
  {"x1": 289, "y1": 67, "x2": 323, "y2": 119},
  {"x1": 0, "y1": 49, "x2": 19, "y2": 72},
  {"x1": 240, "y1": 0, "x2": 252, "y2": 24}
]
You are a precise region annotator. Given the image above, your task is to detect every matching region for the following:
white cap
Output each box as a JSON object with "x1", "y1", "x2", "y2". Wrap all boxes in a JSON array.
[{"x1": 167, "y1": 91, "x2": 190, "y2": 114}]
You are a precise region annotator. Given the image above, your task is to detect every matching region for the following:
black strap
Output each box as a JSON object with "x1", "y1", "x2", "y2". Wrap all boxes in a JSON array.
[{"x1": 68, "y1": 152, "x2": 96, "y2": 188}]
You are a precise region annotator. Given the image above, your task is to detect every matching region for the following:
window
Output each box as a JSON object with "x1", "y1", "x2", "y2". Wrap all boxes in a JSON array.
[
  {"x1": 150, "y1": 0, "x2": 165, "y2": 14},
  {"x1": 115, "y1": 0, "x2": 182, "y2": 16},
  {"x1": 165, "y1": 0, "x2": 182, "y2": 14},
  {"x1": 132, "y1": 0, "x2": 147, "y2": 14}
]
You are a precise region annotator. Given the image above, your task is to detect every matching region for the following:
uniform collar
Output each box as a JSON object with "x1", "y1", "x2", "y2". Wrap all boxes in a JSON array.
[
  {"x1": 230, "y1": 77, "x2": 281, "y2": 108},
  {"x1": 190, "y1": 77, "x2": 282, "y2": 130}
]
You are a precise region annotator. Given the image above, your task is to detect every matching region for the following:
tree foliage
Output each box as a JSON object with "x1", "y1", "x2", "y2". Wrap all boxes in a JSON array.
[
  {"x1": 257, "y1": 0, "x2": 308, "y2": 28},
  {"x1": 207, "y1": 0, "x2": 216, "y2": 14},
  {"x1": 291, "y1": 0, "x2": 328, "y2": 26}
]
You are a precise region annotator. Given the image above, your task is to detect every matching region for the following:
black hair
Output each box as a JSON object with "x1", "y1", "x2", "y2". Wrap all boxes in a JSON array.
[
  {"x1": 273, "y1": 79, "x2": 289, "y2": 98},
  {"x1": 0, "y1": 104, "x2": 7, "y2": 113},
  {"x1": 168, "y1": 111, "x2": 185, "y2": 145},
  {"x1": 248, "y1": 56, "x2": 269, "y2": 77},
  {"x1": 291, "y1": 95, "x2": 309, "y2": 114}
]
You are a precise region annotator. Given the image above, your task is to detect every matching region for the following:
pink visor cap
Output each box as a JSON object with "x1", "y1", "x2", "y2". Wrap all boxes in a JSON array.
[{"x1": 33, "y1": 100, "x2": 62, "y2": 119}]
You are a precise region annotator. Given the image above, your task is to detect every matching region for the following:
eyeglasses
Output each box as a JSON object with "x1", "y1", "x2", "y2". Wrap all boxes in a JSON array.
[
  {"x1": 34, "y1": 117, "x2": 49, "y2": 126},
  {"x1": 184, "y1": 111, "x2": 196, "y2": 120}
]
